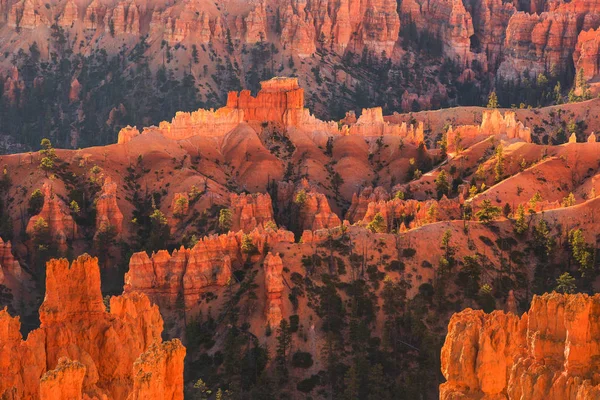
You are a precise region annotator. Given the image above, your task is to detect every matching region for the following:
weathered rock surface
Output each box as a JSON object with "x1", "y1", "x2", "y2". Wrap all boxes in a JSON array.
[
  {"x1": 95, "y1": 176, "x2": 124, "y2": 238},
  {"x1": 0, "y1": 254, "x2": 185, "y2": 399},
  {"x1": 0, "y1": 237, "x2": 22, "y2": 285},
  {"x1": 346, "y1": 186, "x2": 462, "y2": 231},
  {"x1": 446, "y1": 109, "x2": 531, "y2": 152},
  {"x1": 574, "y1": 27, "x2": 600, "y2": 81},
  {"x1": 349, "y1": 107, "x2": 425, "y2": 145},
  {"x1": 124, "y1": 228, "x2": 294, "y2": 323},
  {"x1": 440, "y1": 293, "x2": 600, "y2": 399},
  {"x1": 26, "y1": 183, "x2": 77, "y2": 251},
  {"x1": 229, "y1": 192, "x2": 275, "y2": 232},
  {"x1": 264, "y1": 252, "x2": 284, "y2": 327}
]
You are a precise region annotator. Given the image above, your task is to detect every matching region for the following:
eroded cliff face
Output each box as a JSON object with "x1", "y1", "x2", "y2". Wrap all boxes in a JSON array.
[
  {"x1": 440, "y1": 293, "x2": 600, "y2": 399},
  {"x1": 124, "y1": 227, "x2": 294, "y2": 325},
  {"x1": 26, "y1": 182, "x2": 77, "y2": 251},
  {"x1": 264, "y1": 252, "x2": 284, "y2": 327},
  {"x1": 229, "y1": 192, "x2": 275, "y2": 232},
  {"x1": 446, "y1": 109, "x2": 531, "y2": 152},
  {"x1": 0, "y1": 253, "x2": 185, "y2": 399},
  {"x1": 0, "y1": 237, "x2": 22, "y2": 285},
  {"x1": 575, "y1": 27, "x2": 600, "y2": 81},
  {"x1": 498, "y1": 0, "x2": 600, "y2": 80},
  {"x1": 345, "y1": 186, "x2": 462, "y2": 231},
  {"x1": 95, "y1": 176, "x2": 124, "y2": 238}
]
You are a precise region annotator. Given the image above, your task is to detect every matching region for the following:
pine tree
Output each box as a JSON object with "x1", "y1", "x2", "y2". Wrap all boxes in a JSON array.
[
  {"x1": 276, "y1": 319, "x2": 292, "y2": 380},
  {"x1": 218, "y1": 208, "x2": 233, "y2": 232},
  {"x1": 494, "y1": 145, "x2": 504, "y2": 182},
  {"x1": 555, "y1": 272, "x2": 576, "y2": 294},
  {"x1": 367, "y1": 213, "x2": 387, "y2": 233},
  {"x1": 514, "y1": 204, "x2": 527, "y2": 234},
  {"x1": 435, "y1": 170, "x2": 450, "y2": 198},
  {"x1": 487, "y1": 91, "x2": 499, "y2": 108},
  {"x1": 476, "y1": 200, "x2": 501, "y2": 223}
]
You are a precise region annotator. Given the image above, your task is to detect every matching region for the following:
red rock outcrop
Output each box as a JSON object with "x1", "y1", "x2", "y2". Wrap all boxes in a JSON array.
[
  {"x1": 440, "y1": 293, "x2": 600, "y2": 399},
  {"x1": 124, "y1": 227, "x2": 295, "y2": 324},
  {"x1": 225, "y1": 77, "x2": 304, "y2": 125},
  {"x1": 95, "y1": 176, "x2": 124, "y2": 237},
  {"x1": 298, "y1": 190, "x2": 341, "y2": 231},
  {"x1": 498, "y1": 0, "x2": 600, "y2": 80},
  {"x1": 346, "y1": 186, "x2": 391, "y2": 222},
  {"x1": 400, "y1": 0, "x2": 479, "y2": 65},
  {"x1": 26, "y1": 183, "x2": 77, "y2": 251},
  {"x1": 348, "y1": 107, "x2": 425, "y2": 145},
  {"x1": 277, "y1": 180, "x2": 341, "y2": 231},
  {"x1": 117, "y1": 126, "x2": 140, "y2": 144},
  {"x1": 574, "y1": 27, "x2": 600, "y2": 81},
  {"x1": 0, "y1": 238, "x2": 22, "y2": 284},
  {"x1": 358, "y1": 195, "x2": 462, "y2": 230},
  {"x1": 39, "y1": 358, "x2": 86, "y2": 400},
  {"x1": 229, "y1": 193, "x2": 275, "y2": 232},
  {"x1": 446, "y1": 109, "x2": 531, "y2": 152},
  {"x1": 264, "y1": 252, "x2": 284, "y2": 327},
  {"x1": 0, "y1": 254, "x2": 185, "y2": 399},
  {"x1": 103, "y1": 0, "x2": 140, "y2": 35}
]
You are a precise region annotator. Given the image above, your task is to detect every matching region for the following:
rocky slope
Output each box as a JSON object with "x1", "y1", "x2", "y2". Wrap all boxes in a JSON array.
[
  {"x1": 0, "y1": 254, "x2": 185, "y2": 399},
  {"x1": 0, "y1": 77, "x2": 600, "y2": 397},
  {"x1": 440, "y1": 293, "x2": 600, "y2": 399}
]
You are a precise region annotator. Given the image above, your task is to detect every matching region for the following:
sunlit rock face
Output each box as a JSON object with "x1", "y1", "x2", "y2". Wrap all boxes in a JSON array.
[
  {"x1": 440, "y1": 293, "x2": 600, "y2": 399},
  {"x1": 0, "y1": 254, "x2": 185, "y2": 399}
]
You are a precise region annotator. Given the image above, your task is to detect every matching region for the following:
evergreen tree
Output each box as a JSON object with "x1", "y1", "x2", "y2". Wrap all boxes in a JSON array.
[
  {"x1": 476, "y1": 200, "x2": 501, "y2": 223},
  {"x1": 435, "y1": 170, "x2": 450, "y2": 198},
  {"x1": 487, "y1": 91, "x2": 499, "y2": 108},
  {"x1": 555, "y1": 272, "x2": 576, "y2": 294}
]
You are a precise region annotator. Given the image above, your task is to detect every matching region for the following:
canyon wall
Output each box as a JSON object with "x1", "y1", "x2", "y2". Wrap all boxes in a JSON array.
[
  {"x1": 124, "y1": 227, "x2": 294, "y2": 323},
  {"x1": 440, "y1": 293, "x2": 600, "y2": 399},
  {"x1": 346, "y1": 186, "x2": 462, "y2": 230},
  {"x1": 0, "y1": 254, "x2": 185, "y2": 399}
]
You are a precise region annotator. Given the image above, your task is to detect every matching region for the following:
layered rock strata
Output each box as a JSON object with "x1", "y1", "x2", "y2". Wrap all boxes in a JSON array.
[
  {"x1": 124, "y1": 227, "x2": 294, "y2": 321},
  {"x1": 440, "y1": 293, "x2": 600, "y2": 399}
]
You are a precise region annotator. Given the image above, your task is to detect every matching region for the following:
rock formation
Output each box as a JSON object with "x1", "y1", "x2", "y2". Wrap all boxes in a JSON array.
[
  {"x1": 276, "y1": 180, "x2": 341, "y2": 231},
  {"x1": 440, "y1": 293, "x2": 600, "y2": 399},
  {"x1": 39, "y1": 358, "x2": 86, "y2": 400},
  {"x1": 346, "y1": 186, "x2": 391, "y2": 222},
  {"x1": 229, "y1": 192, "x2": 275, "y2": 232},
  {"x1": 95, "y1": 176, "x2": 124, "y2": 238},
  {"x1": 353, "y1": 194, "x2": 462, "y2": 231},
  {"x1": 498, "y1": 0, "x2": 600, "y2": 80},
  {"x1": 446, "y1": 109, "x2": 531, "y2": 152},
  {"x1": 264, "y1": 252, "x2": 284, "y2": 327},
  {"x1": 0, "y1": 238, "x2": 22, "y2": 284},
  {"x1": 348, "y1": 107, "x2": 425, "y2": 145},
  {"x1": 117, "y1": 126, "x2": 141, "y2": 144},
  {"x1": 26, "y1": 183, "x2": 77, "y2": 251},
  {"x1": 298, "y1": 190, "x2": 341, "y2": 231},
  {"x1": 225, "y1": 77, "x2": 305, "y2": 125},
  {"x1": 125, "y1": 227, "x2": 294, "y2": 322},
  {"x1": 0, "y1": 254, "x2": 185, "y2": 399},
  {"x1": 574, "y1": 27, "x2": 600, "y2": 81}
]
